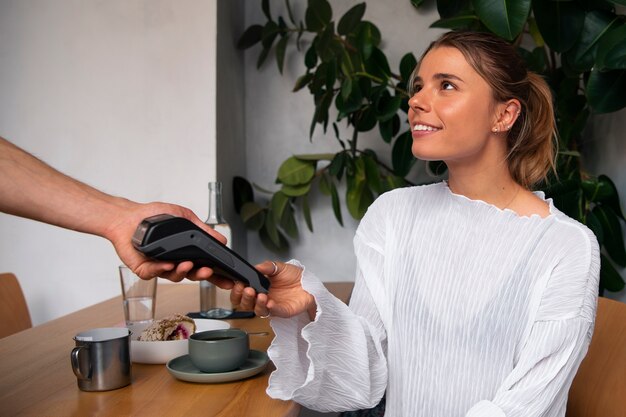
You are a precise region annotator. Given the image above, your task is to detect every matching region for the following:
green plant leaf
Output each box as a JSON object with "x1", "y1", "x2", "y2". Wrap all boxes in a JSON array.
[
  {"x1": 338, "y1": 3, "x2": 366, "y2": 35},
  {"x1": 330, "y1": 180, "x2": 344, "y2": 226},
  {"x1": 301, "y1": 194, "x2": 313, "y2": 232},
  {"x1": 362, "y1": 154, "x2": 383, "y2": 194},
  {"x1": 293, "y1": 72, "x2": 314, "y2": 92},
  {"x1": 598, "y1": 175, "x2": 625, "y2": 220},
  {"x1": 285, "y1": 0, "x2": 296, "y2": 25},
  {"x1": 346, "y1": 180, "x2": 374, "y2": 220},
  {"x1": 410, "y1": 0, "x2": 425, "y2": 8},
  {"x1": 340, "y1": 50, "x2": 355, "y2": 80},
  {"x1": 335, "y1": 83, "x2": 363, "y2": 114},
  {"x1": 556, "y1": 92, "x2": 589, "y2": 146},
  {"x1": 585, "y1": 211, "x2": 604, "y2": 244},
  {"x1": 280, "y1": 203, "x2": 299, "y2": 239},
  {"x1": 364, "y1": 47, "x2": 391, "y2": 81},
  {"x1": 264, "y1": 207, "x2": 281, "y2": 247},
  {"x1": 257, "y1": 47, "x2": 271, "y2": 69},
  {"x1": 241, "y1": 202, "x2": 265, "y2": 231},
  {"x1": 237, "y1": 25, "x2": 264, "y2": 50},
  {"x1": 355, "y1": 106, "x2": 378, "y2": 132},
  {"x1": 341, "y1": 77, "x2": 353, "y2": 100},
  {"x1": 384, "y1": 175, "x2": 406, "y2": 192},
  {"x1": 600, "y1": 253, "x2": 626, "y2": 292},
  {"x1": 262, "y1": 0, "x2": 272, "y2": 21},
  {"x1": 259, "y1": 223, "x2": 289, "y2": 252},
  {"x1": 527, "y1": 17, "x2": 543, "y2": 47},
  {"x1": 282, "y1": 182, "x2": 312, "y2": 197},
  {"x1": 310, "y1": 90, "x2": 334, "y2": 137},
  {"x1": 295, "y1": 153, "x2": 335, "y2": 161},
  {"x1": 324, "y1": 61, "x2": 336, "y2": 96},
  {"x1": 316, "y1": 23, "x2": 336, "y2": 63},
  {"x1": 375, "y1": 93, "x2": 402, "y2": 122},
  {"x1": 233, "y1": 176, "x2": 254, "y2": 214},
  {"x1": 607, "y1": 0, "x2": 626, "y2": 6},
  {"x1": 545, "y1": 180, "x2": 583, "y2": 221},
  {"x1": 305, "y1": 0, "x2": 332, "y2": 31},
  {"x1": 271, "y1": 191, "x2": 290, "y2": 223},
  {"x1": 356, "y1": 21, "x2": 381, "y2": 60},
  {"x1": 276, "y1": 35, "x2": 289, "y2": 74},
  {"x1": 586, "y1": 68, "x2": 626, "y2": 113},
  {"x1": 517, "y1": 46, "x2": 547, "y2": 73},
  {"x1": 437, "y1": 0, "x2": 472, "y2": 18},
  {"x1": 596, "y1": 24, "x2": 626, "y2": 70},
  {"x1": 565, "y1": 10, "x2": 619, "y2": 72},
  {"x1": 328, "y1": 152, "x2": 346, "y2": 180},
  {"x1": 593, "y1": 205, "x2": 626, "y2": 267},
  {"x1": 346, "y1": 158, "x2": 374, "y2": 219},
  {"x1": 532, "y1": 0, "x2": 584, "y2": 53},
  {"x1": 319, "y1": 172, "x2": 332, "y2": 195},
  {"x1": 392, "y1": 131, "x2": 415, "y2": 177},
  {"x1": 581, "y1": 178, "x2": 614, "y2": 202},
  {"x1": 305, "y1": 44, "x2": 318, "y2": 69},
  {"x1": 278, "y1": 157, "x2": 315, "y2": 186},
  {"x1": 379, "y1": 114, "x2": 400, "y2": 143},
  {"x1": 400, "y1": 53, "x2": 417, "y2": 84},
  {"x1": 472, "y1": 0, "x2": 531, "y2": 41},
  {"x1": 261, "y1": 21, "x2": 279, "y2": 49},
  {"x1": 430, "y1": 14, "x2": 480, "y2": 30}
]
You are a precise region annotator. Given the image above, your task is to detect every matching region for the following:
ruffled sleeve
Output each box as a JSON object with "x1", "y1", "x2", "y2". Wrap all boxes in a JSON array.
[{"x1": 266, "y1": 197, "x2": 391, "y2": 412}]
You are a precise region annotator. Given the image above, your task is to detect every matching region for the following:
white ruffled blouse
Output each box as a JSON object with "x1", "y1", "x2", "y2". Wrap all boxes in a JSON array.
[{"x1": 267, "y1": 182, "x2": 600, "y2": 417}]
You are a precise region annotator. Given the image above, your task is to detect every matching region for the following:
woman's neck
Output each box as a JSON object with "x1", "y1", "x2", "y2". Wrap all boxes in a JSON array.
[{"x1": 446, "y1": 165, "x2": 523, "y2": 211}]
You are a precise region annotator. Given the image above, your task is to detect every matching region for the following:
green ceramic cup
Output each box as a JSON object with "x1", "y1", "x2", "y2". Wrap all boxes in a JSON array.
[{"x1": 188, "y1": 328, "x2": 249, "y2": 373}]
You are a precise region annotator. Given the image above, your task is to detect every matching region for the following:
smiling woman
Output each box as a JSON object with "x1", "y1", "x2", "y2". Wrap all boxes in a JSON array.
[
  {"x1": 223, "y1": 30, "x2": 601, "y2": 417},
  {"x1": 406, "y1": 31, "x2": 557, "y2": 217}
]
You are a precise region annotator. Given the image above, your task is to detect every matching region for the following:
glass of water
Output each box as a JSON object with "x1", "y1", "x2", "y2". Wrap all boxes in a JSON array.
[{"x1": 119, "y1": 266, "x2": 157, "y2": 334}]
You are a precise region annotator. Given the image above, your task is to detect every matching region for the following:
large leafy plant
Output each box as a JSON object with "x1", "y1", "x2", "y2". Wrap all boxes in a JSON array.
[{"x1": 234, "y1": 0, "x2": 626, "y2": 294}]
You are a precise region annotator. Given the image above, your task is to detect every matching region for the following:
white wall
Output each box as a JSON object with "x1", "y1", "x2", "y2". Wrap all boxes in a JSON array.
[
  {"x1": 0, "y1": 0, "x2": 217, "y2": 325},
  {"x1": 242, "y1": 0, "x2": 444, "y2": 278}
]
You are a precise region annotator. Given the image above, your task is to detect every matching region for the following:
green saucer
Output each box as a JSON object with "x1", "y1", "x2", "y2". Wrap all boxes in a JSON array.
[{"x1": 166, "y1": 350, "x2": 269, "y2": 383}]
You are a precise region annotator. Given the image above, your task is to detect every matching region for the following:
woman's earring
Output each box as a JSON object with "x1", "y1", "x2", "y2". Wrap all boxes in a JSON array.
[{"x1": 492, "y1": 127, "x2": 499, "y2": 132}]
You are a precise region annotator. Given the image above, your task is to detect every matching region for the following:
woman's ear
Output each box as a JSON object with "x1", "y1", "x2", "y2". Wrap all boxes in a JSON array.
[{"x1": 492, "y1": 99, "x2": 521, "y2": 133}]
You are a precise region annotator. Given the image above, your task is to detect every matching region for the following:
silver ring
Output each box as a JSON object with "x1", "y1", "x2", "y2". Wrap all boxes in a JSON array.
[
  {"x1": 269, "y1": 261, "x2": 279, "y2": 277},
  {"x1": 260, "y1": 312, "x2": 271, "y2": 319}
]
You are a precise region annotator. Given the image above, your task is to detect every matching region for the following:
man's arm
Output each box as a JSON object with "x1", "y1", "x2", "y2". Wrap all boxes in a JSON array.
[{"x1": 0, "y1": 136, "x2": 226, "y2": 282}]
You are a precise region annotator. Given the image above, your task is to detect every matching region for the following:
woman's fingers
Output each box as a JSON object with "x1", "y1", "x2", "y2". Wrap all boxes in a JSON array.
[
  {"x1": 254, "y1": 293, "x2": 270, "y2": 317},
  {"x1": 230, "y1": 281, "x2": 245, "y2": 306},
  {"x1": 256, "y1": 260, "x2": 282, "y2": 277},
  {"x1": 239, "y1": 286, "x2": 258, "y2": 310}
]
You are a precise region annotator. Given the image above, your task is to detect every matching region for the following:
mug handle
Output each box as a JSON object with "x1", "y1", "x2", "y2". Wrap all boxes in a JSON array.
[{"x1": 70, "y1": 346, "x2": 91, "y2": 381}]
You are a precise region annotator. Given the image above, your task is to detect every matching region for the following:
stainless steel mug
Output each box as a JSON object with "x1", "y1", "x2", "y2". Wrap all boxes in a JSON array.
[{"x1": 70, "y1": 327, "x2": 132, "y2": 391}]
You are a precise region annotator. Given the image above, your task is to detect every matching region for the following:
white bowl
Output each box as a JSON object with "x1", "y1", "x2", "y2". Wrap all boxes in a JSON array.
[{"x1": 130, "y1": 319, "x2": 230, "y2": 364}]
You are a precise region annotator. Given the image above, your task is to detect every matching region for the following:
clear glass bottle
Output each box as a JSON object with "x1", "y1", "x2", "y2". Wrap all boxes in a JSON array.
[{"x1": 200, "y1": 181, "x2": 233, "y2": 318}]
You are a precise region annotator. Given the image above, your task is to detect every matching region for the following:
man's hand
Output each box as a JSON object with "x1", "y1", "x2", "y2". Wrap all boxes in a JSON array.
[{"x1": 104, "y1": 200, "x2": 227, "y2": 282}]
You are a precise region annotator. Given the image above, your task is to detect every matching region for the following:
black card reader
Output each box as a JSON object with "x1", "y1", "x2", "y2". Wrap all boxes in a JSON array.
[{"x1": 132, "y1": 214, "x2": 270, "y2": 293}]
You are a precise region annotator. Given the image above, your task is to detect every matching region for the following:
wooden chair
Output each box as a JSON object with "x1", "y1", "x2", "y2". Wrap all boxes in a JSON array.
[
  {"x1": 567, "y1": 297, "x2": 626, "y2": 417},
  {"x1": 0, "y1": 273, "x2": 33, "y2": 338}
]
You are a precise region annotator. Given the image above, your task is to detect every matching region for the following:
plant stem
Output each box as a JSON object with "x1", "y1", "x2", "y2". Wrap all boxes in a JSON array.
[{"x1": 350, "y1": 127, "x2": 358, "y2": 158}]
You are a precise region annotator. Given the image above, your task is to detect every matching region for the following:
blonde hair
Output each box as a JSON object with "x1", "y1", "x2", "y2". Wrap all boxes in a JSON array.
[{"x1": 410, "y1": 31, "x2": 557, "y2": 189}]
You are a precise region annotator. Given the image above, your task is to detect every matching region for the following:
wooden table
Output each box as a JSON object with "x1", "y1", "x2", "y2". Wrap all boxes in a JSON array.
[{"x1": 0, "y1": 282, "x2": 353, "y2": 417}]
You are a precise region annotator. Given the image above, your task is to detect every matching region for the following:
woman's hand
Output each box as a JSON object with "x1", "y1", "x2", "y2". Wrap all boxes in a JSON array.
[{"x1": 231, "y1": 261, "x2": 316, "y2": 319}]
